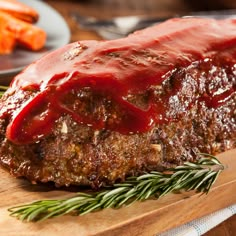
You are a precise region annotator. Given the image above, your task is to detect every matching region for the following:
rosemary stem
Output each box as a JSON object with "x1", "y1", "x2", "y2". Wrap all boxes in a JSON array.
[{"x1": 8, "y1": 154, "x2": 224, "y2": 222}]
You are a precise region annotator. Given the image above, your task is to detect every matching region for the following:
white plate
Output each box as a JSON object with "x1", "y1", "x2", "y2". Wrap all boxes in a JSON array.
[{"x1": 0, "y1": 0, "x2": 70, "y2": 81}]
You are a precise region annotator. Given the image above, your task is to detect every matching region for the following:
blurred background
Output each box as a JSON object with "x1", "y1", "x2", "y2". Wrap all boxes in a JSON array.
[{"x1": 46, "y1": 0, "x2": 236, "y2": 42}]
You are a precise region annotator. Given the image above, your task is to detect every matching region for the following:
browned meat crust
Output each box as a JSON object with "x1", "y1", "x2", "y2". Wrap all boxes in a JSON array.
[{"x1": 0, "y1": 58, "x2": 235, "y2": 188}]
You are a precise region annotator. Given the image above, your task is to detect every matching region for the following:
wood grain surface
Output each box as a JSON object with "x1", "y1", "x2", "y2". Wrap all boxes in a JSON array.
[{"x1": 0, "y1": 149, "x2": 235, "y2": 235}]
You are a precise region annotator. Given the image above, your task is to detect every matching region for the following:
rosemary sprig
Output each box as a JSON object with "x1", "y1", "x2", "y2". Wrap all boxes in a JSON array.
[
  {"x1": 8, "y1": 154, "x2": 224, "y2": 222},
  {"x1": 0, "y1": 85, "x2": 8, "y2": 98}
]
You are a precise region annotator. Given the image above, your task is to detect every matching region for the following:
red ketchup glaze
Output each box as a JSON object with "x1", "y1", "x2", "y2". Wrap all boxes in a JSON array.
[{"x1": 3, "y1": 18, "x2": 236, "y2": 144}]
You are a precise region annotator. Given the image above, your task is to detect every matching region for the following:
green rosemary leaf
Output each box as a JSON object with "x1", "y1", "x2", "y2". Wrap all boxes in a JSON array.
[
  {"x1": 27, "y1": 206, "x2": 48, "y2": 222},
  {"x1": 0, "y1": 85, "x2": 8, "y2": 98},
  {"x1": 0, "y1": 85, "x2": 9, "y2": 90},
  {"x1": 8, "y1": 153, "x2": 224, "y2": 222},
  {"x1": 102, "y1": 186, "x2": 128, "y2": 199},
  {"x1": 115, "y1": 189, "x2": 137, "y2": 206}
]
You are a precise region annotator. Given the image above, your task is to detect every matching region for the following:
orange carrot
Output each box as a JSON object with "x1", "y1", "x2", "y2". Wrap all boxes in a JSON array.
[
  {"x1": 0, "y1": 0, "x2": 39, "y2": 23},
  {"x1": 0, "y1": 16, "x2": 15, "y2": 54},
  {"x1": 0, "y1": 11, "x2": 46, "y2": 51}
]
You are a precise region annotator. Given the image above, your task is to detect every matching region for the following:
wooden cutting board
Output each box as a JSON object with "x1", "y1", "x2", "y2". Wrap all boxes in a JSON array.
[{"x1": 0, "y1": 149, "x2": 235, "y2": 236}]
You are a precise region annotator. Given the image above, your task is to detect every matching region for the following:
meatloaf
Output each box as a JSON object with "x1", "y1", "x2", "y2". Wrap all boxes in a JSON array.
[{"x1": 0, "y1": 18, "x2": 235, "y2": 188}]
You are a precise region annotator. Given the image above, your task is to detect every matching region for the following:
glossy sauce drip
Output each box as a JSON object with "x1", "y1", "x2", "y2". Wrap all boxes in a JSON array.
[{"x1": 3, "y1": 18, "x2": 236, "y2": 144}]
